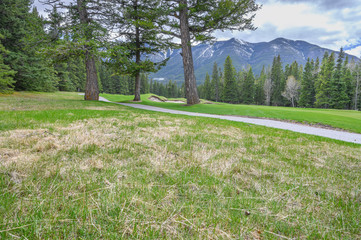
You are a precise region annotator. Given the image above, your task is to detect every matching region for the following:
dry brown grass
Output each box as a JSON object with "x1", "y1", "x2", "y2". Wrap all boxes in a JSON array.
[
  {"x1": 2, "y1": 114, "x2": 360, "y2": 188},
  {"x1": 1, "y1": 108, "x2": 361, "y2": 239}
]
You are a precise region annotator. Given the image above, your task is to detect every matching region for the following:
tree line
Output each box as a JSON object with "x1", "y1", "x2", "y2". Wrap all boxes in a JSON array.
[
  {"x1": 2, "y1": 0, "x2": 359, "y2": 110},
  {"x1": 197, "y1": 51, "x2": 361, "y2": 110},
  {"x1": 100, "y1": 64, "x2": 184, "y2": 98},
  {"x1": 0, "y1": 0, "x2": 260, "y2": 105}
]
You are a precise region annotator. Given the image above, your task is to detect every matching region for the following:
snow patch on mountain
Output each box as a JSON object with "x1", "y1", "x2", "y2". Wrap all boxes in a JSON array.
[
  {"x1": 149, "y1": 37, "x2": 360, "y2": 83},
  {"x1": 197, "y1": 46, "x2": 214, "y2": 60},
  {"x1": 235, "y1": 39, "x2": 248, "y2": 45}
]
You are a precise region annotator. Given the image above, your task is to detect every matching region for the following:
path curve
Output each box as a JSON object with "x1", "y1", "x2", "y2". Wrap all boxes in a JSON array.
[{"x1": 98, "y1": 96, "x2": 361, "y2": 145}]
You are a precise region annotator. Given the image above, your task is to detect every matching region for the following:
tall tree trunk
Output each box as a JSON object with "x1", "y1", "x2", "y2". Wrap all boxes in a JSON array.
[
  {"x1": 179, "y1": 0, "x2": 199, "y2": 105},
  {"x1": 134, "y1": 71, "x2": 141, "y2": 101},
  {"x1": 133, "y1": 0, "x2": 141, "y2": 102},
  {"x1": 215, "y1": 81, "x2": 219, "y2": 102},
  {"x1": 77, "y1": 0, "x2": 99, "y2": 101},
  {"x1": 84, "y1": 51, "x2": 99, "y2": 100},
  {"x1": 355, "y1": 72, "x2": 359, "y2": 110}
]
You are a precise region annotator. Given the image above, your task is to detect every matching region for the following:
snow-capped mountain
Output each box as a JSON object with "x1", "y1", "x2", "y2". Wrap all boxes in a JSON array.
[{"x1": 149, "y1": 37, "x2": 359, "y2": 85}]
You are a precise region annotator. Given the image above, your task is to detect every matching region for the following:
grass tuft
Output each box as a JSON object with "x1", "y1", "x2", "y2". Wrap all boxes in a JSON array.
[{"x1": 0, "y1": 92, "x2": 360, "y2": 239}]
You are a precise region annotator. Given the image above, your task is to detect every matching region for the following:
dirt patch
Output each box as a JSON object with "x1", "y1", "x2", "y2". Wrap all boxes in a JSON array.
[
  {"x1": 148, "y1": 96, "x2": 163, "y2": 102},
  {"x1": 148, "y1": 95, "x2": 185, "y2": 104},
  {"x1": 167, "y1": 100, "x2": 185, "y2": 103},
  {"x1": 148, "y1": 95, "x2": 216, "y2": 104},
  {"x1": 201, "y1": 100, "x2": 216, "y2": 104}
]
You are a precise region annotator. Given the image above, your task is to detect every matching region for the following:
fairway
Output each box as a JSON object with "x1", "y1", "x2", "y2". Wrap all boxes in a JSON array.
[
  {"x1": 102, "y1": 93, "x2": 361, "y2": 134},
  {"x1": 0, "y1": 92, "x2": 360, "y2": 239}
]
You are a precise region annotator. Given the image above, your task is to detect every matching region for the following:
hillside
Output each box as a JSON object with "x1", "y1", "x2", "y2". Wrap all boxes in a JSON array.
[{"x1": 150, "y1": 38, "x2": 360, "y2": 84}]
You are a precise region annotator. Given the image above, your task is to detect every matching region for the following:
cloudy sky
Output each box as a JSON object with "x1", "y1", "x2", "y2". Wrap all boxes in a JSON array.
[
  {"x1": 215, "y1": 0, "x2": 361, "y2": 57},
  {"x1": 34, "y1": 0, "x2": 361, "y2": 57}
]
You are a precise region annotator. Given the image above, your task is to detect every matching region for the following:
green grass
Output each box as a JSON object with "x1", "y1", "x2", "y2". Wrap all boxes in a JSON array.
[
  {"x1": 0, "y1": 92, "x2": 126, "y2": 131},
  {"x1": 102, "y1": 93, "x2": 361, "y2": 133},
  {"x1": 0, "y1": 92, "x2": 361, "y2": 239}
]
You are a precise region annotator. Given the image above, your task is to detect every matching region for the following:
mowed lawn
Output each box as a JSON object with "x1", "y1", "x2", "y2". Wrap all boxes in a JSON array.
[
  {"x1": 0, "y1": 92, "x2": 360, "y2": 239},
  {"x1": 102, "y1": 93, "x2": 361, "y2": 134}
]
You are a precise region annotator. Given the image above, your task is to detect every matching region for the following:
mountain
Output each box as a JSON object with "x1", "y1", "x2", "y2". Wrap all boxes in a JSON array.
[{"x1": 149, "y1": 37, "x2": 360, "y2": 85}]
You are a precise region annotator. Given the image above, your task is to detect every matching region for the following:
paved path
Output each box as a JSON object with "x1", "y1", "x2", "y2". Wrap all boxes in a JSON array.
[{"x1": 98, "y1": 96, "x2": 361, "y2": 145}]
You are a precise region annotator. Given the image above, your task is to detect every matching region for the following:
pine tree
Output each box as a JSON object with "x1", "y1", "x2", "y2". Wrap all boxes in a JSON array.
[
  {"x1": 0, "y1": 1, "x2": 57, "y2": 92},
  {"x1": 0, "y1": 35, "x2": 16, "y2": 93},
  {"x1": 149, "y1": 78, "x2": 153, "y2": 94},
  {"x1": 162, "y1": 0, "x2": 260, "y2": 105},
  {"x1": 219, "y1": 67, "x2": 224, "y2": 98},
  {"x1": 240, "y1": 67, "x2": 255, "y2": 104},
  {"x1": 211, "y1": 62, "x2": 220, "y2": 102},
  {"x1": 67, "y1": 57, "x2": 87, "y2": 92},
  {"x1": 315, "y1": 52, "x2": 335, "y2": 108},
  {"x1": 159, "y1": 82, "x2": 166, "y2": 97},
  {"x1": 203, "y1": 73, "x2": 212, "y2": 100},
  {"x1": 355, "y1": 64, "x2": 361, "y2": 110},
  {"x1": 271, "y1": 55, "x2": 285, "y2": 106},
  {"x1": 55, "y1": 62, "x2": 74, "y2": 91},
  {"x1": 254, "y1": 66, "x2": 266, "y2": 105},
  {"x1": 330, "y1": 49, "x2": 348, "y2": 109},
  {"x1": 98, "y1": 63, "x2": 113, "y2": 93},
  {"x1": 140, "y1": 73, "x2": 150, "y2": 94},
  {"x1": 237, "y1": 69, "x2": 245, "y2": 102},
  {"x1": 42, "y1": 0, "x2": 117, "y2": 99},
  {"x1": 106, "y1": 0, "x2": 173, "y2": 101},
  {"x1": 342, "y1": 56, "x2": 353, "y2": 109},
  {"x1": 46, "y1": 6, "x2": 74, "y2": 92},
  {"x1": 287, "y1": 61, "x2": 301, "y2": 80},
  {"x1": 222, "y1": 56, "x2": 238, "y2": 103},
  {"x1": 299, "y1": 58, "x2": 315, "y2": 107},
  {"x1": 349, "y1": 59, "x2": 361, "y2": 110}
]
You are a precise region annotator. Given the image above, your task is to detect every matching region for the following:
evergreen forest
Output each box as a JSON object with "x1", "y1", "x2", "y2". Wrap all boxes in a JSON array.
[
  {"x1": 0, "y1": 0, "x2": 360, "y2": 110},
  {"x1": 198, "y1": 52, "x2": 361, "y2": 110}
]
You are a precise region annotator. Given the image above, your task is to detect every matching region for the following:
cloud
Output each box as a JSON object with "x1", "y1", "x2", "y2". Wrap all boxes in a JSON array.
[
  {"x1": 33, "y1": 0, "x2": 361, "y2": 55},
  {"x1": 216, "y1": 0, "x2": 361, "y2": 52},
  {"x1": 268, "y1": 0, "x2": 360, "y2": 11},
  {"x1": 254, "y1": 2, "x2": 340, "y2": 32},
  {"x1": 346, "y1": 45, "x2": 361, "y2": 58},
  {"x1": 33, "y1": 0, "x2": 72, "y2": 16}
]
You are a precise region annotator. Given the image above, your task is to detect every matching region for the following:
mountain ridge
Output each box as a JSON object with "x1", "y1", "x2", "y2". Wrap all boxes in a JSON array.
[{"x1": 149, "y1": 37, "x2": 360, "y2": 85}]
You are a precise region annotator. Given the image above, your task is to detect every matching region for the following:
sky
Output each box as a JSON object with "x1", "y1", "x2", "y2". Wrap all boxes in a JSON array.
[{"x1": 33, "y1": 0, "x2": 361, "y2": 57}]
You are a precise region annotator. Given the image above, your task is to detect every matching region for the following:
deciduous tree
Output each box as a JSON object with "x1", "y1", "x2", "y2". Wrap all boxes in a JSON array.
[{"x1": 282, "y1": 75, "x2": 300, "y2": 107}]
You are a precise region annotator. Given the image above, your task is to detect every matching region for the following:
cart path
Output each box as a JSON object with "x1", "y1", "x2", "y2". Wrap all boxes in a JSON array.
[{"x1": 98, "y1": 96, "x2": 361, "y2": 145}]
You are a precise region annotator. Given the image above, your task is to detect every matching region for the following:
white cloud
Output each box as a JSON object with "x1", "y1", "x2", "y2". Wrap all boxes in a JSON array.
[
  {"x1": 214, "y1": 0, "x2": 361, "y2": 53},
  {"x1": 346, "y1": 46, "x2": 361, "y2": 58},
  {"x1": 34, "y1": 0, "x2": 361, "y2": 54},
  {"x1": 254, "y1": 3, "x2": 340, "y2": 32}
]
